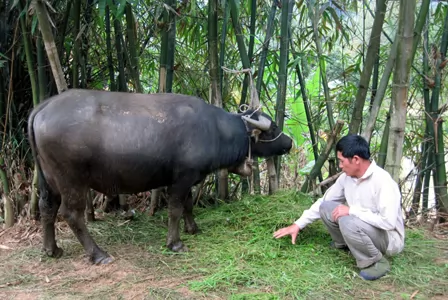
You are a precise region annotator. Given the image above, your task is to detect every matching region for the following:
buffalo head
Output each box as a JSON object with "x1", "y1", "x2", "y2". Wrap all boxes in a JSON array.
[{"x1": 241, "y1": 110, "x2": 293, "y2": 157}]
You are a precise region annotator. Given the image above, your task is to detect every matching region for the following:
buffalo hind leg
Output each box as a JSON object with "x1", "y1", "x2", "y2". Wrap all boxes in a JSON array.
[
  {"x1": 60, "y1": 187, "x2": 112, "y2": 264},
  {"x1": 39, "y1": 189, "x2": 63, "y2": 258},
  {"x1": 166, "y1": 185, "x2": 189, "y2": 252},
  {"x1": 183, "y1": 189, "x2": 200, "y2": 234}
]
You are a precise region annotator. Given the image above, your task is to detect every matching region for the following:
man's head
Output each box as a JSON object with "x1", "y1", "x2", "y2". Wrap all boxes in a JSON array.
[{"x1": 335, "y1": 134, "x2": 371, "y2": 178}]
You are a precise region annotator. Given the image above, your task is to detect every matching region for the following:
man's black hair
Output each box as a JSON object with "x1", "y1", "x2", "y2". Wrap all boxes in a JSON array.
[{"x1": 336, "y1": 134, "x2": 370, "y2": 160}]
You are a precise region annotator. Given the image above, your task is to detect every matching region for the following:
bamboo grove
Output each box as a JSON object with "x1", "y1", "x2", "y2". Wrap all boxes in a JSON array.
[{"x1": 0, "y1": 0, "x2": 447, "y2": 228}]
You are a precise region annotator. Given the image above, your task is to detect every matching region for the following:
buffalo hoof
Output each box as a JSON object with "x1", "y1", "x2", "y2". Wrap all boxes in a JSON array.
[
  {"x1": 168, "y1": 241, "x2": 189, "y2": 253},
  {"x1": 43, "y1": 246, "x2": 63, "y2": 258},
  {"x1": 91, "y1": 252, "x2": 114, "y2": 265},
  {"x1": 184, "y1": 225, "x2": 201, "y2": 235}
]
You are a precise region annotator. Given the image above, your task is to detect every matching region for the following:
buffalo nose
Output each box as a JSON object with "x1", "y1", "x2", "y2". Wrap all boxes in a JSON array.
[{"x1": 284, "y1": 140, "x2": 293, "y2": 154}]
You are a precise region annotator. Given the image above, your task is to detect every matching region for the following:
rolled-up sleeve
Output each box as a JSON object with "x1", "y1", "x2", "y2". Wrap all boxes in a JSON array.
[{"x1": 294, "y1": 174, "x2": 347, "y2": 229}]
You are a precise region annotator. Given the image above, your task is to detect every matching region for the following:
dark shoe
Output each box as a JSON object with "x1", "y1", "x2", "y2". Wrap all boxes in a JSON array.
[
  {"x1": 330, "y1": 241, "x2": 349, "y2": 252},
  {"x1": 359, "y1": 257, "x2": 390, "y2": 280}
]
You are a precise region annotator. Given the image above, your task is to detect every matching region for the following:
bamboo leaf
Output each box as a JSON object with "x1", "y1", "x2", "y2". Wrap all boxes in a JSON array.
[
  {"x1": 116, "y1": 0, "x2": 127, "y2": 19},
  {"x1": 317, "y1": 2, "x2": 330, "y2": 19},
  {"x1": 10, "y1": 0, "x2": 20, "y2": 10},
  {"x1": 0, "y1": 52, "x2": 9, "y2": 60},
  {"x1": 43, "y1": 0, "x2": 57, "y2": 14},
  {"x1": 31, "y1": 14, "x2": 38, "y2": 34},
  {"x1": 98, "y1": 0, "x2": 107, "y2": 18},
  {"x1": 325, "y1": 6, "x2": 343, "y2": 32},
  {"x1": 108, "y1": 0, "x2": 117, "y2": 17},
  {"x1": 330, "y1": 0, "x2": 344, "y2": 12}
]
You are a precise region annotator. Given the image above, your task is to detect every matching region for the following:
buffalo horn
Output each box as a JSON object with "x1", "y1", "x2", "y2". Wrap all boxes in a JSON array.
[{"x1": 242, "y1": 115, "x2": 271, "y2": 131}]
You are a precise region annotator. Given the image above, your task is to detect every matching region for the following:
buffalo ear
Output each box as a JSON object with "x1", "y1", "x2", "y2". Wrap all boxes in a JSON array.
[{"x1": 251, "y1": 128, "x2": 262, "y2": 143}]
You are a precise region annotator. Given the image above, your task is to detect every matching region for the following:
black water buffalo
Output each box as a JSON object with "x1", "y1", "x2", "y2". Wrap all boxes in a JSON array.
[{"x1": 28, "y1": 89, "x2": 293, "y2": 264}]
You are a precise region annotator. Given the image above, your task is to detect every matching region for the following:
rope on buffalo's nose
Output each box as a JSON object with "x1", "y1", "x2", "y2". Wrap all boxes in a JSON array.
[{"x1": 258, "y1": 132, "x2": 284, "y2": 143}]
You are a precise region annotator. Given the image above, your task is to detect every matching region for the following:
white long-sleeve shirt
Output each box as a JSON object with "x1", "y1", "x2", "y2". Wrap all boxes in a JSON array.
[{"x1": 294, "y1": 160, "x2": 405, "y2": 256}]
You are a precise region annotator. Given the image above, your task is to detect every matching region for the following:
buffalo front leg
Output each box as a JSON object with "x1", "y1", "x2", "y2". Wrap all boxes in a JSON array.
[
  {"x1": 60, "y1": 188, "x2": 113, "y2": 264},
  {"x1": 166, "y1": 187, "x2": 188, "y2": 252},
  {"x1": 39, "y1": 190, "x2": 63, "y2": 258},
  {"x1": 183, "y1": 189, "x2": 200, "y2": 234}
]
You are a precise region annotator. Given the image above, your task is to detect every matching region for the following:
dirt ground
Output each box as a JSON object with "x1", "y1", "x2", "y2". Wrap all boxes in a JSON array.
[
  {"x1": 1, "y1": 218, "x2": 447, "y2": 300},
  {"x1": 0, "y1": 222, "x2": 214, "y2": 300}
]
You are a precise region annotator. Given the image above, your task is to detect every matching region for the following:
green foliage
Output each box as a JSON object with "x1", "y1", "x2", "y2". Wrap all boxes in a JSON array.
[{"x1": 98, "y1": 0, "x2": 127, "y2": 20}]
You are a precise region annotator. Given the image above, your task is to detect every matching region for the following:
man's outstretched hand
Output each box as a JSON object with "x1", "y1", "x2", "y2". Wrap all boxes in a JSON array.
[{"x1": 273, "y1": 224, "x2": 300, "y2": 244}]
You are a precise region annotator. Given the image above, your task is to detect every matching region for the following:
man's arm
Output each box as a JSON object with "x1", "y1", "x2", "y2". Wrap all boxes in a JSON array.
[
  {"x1": 294, "y1": 174, "x2": 347, "y2": 230},
  {"x1": 349, "y1": 178, "x2": 401, "y2": 231}
]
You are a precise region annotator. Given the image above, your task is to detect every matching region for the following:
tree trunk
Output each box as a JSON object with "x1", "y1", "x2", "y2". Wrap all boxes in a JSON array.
[
  {"x1": 209, "y1": 0, "x2": 227, "y2": 200},
  {"x1": 125, "y1": 3, "x2": 142, "y2": 93},
  {"x1": 362, "y1": 36, "x2": 399, "y2": 143},
  {"x1": 307, "y1": 1, "x2": 335, "y2": 130},
  {"x1": 377, "y1": 105, "x2": 390, "y2": 168},
  {"x1": 0, "y1": 156, "x2": 11, "y2": 227},
  {"x1": 228, "y1": 0, "x2": 250, "y2": 116},
  {"x1": 385, "y1": 0, "x2": 415, "y2": 182},
  {"x1": 165, "y1": 0, "x2": 176, "y2": 93},
  {"x1": 219, "y1": 0, "x2": 229, "y2": 97},
  {"x1": 267, "y1": 158, "x2": 277, "y2": 195},
  {"x1": 430, "y1": 7, "x2": 448, "y2": 216},
  {"x1": 208, "y1": 0, "x2": 221, "y2": 107},
  {"x1": 37, "y1": 36, "x2": 47, "y2": 100},
  {"x1": 420, "y1": 13, "x2": 431, "y2": 214},
  {"x1": 349, "y1": 0, "x2": 387, "y2": 134},
  {"x1": 158, "y1": 4, "x2": 169, "y2": 93},
  {"x1": 34, "y1": 0, "x2": 68, "y2": 93},
  {"x1": 2, "y1": 195, "x2": 14, "y2": 229},
  {"x1": 422, "y1": 152, "x2": 433, "y2": 212},
  {"x1": 411, "y1": 0, "x2": 431, "y2": 64},
  {"x1": 369, "y1": 49, "x2": 380, "y2": 112},
  {"x1": 56, "y1": 1, "x2": 71, "y2": 70},
  {"x1": 106, "y1": 5, "x2": 116, "y2": 91},
  {"x1": 289, "y1": 29, "x2": 322, "y2": 183},
  {"x1": 240, "y1": 0, "x2": 258, "y2": 195},
  {"x1": 301, "y1": 120, "x2": 344, "y2": 193},
  {"x1": 411, "y1": 140, "x2": 428, "y2": 217},
  {"x1": 113, "y1": 17, "x2": 127, "y2": 92},
  {"x1": 254, "y1": 0, "x2": 278, "y2": 194},
  {"x1": 406, "y1": 0, "x2": 432, "y2": 214},
  {"x1": 81, "y1": 0, "x2": 94, "y2": 88},
  {"x1": 72, "y1": 0, "x2": 81, "y2": 88},
  {"x1": 229, "y1": 0, "x2": 251, "y2": 90},
  {"x1": 274, "y1": 0, "x2": 293, "y2": 185},
  {"x1": 19, "y1": 0, "x2": 39, "y2": 220}
]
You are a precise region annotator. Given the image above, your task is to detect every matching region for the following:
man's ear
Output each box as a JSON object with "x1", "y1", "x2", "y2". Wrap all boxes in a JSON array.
[
  {"x1": 251, "y1": 128, "x2": 262, "y2": 143},
  {"x1": 353, "y1": 155, "x2": 361, "y2": 164}
]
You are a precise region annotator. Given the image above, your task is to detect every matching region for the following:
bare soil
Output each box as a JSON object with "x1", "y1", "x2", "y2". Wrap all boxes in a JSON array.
[{"x1": 0, "y1": 222, "x2": 214, "y2": 300}]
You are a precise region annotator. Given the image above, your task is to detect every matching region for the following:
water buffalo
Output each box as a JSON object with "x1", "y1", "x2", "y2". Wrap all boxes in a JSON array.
[{"x1": 28, "y1": 89, "x2": 293, "y2": 264}]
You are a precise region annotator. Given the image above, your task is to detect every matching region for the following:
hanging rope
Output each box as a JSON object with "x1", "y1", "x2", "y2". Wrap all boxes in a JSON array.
[{"x1": 221, "y1": 66, "x2": 262, "y2": 114}]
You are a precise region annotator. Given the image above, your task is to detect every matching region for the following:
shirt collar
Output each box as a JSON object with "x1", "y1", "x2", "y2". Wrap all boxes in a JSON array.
[{"x1": 359, "y1": 160, "x2": 377, "y2": 180}]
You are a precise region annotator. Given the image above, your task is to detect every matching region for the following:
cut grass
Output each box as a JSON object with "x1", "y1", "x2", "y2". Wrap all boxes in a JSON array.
[{"x1": 1, "y1": 190, "x2": 447, "y2": 299}]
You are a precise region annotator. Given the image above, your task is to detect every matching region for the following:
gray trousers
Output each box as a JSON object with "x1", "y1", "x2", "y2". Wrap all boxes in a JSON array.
[{"x1": 319, "y1": 201, "x2": 389, "y2": 268}]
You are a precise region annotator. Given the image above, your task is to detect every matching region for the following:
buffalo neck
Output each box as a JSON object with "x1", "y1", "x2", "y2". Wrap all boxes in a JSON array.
[{"x1": 212, "y1": 112, "x2": 250, "y2": 170}]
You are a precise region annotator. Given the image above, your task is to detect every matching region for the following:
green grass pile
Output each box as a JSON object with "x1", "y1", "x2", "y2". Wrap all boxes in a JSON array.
[{"x1": 88, "y1": 190, "x2": 448, "y2": 299}]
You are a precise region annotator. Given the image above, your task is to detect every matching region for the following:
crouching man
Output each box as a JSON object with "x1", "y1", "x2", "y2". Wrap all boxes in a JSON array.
[{"x1": 273, "y1": 134, "x2": 405, "y2": 280}]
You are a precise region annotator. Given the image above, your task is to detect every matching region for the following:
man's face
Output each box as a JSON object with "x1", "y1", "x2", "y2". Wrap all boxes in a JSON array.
[{"x1": 337, "y1": 151, "x2": 359, "y2": 177}]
